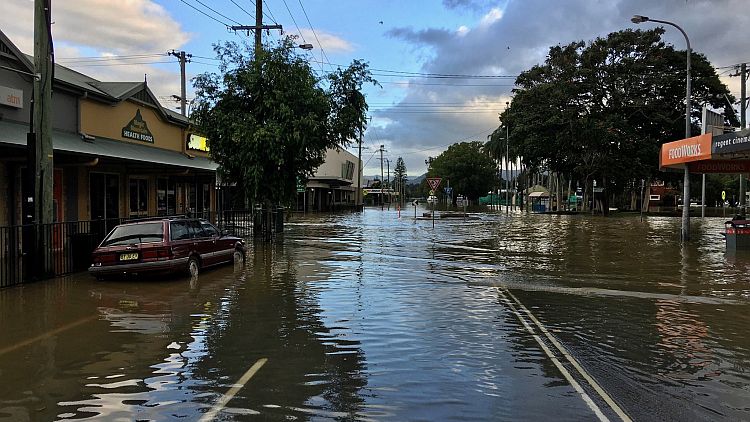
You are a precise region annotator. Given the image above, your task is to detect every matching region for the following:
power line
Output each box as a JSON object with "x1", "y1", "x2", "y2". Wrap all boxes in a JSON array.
[
  {"x1": 280, "y1": 0, "x2": 307, "y2": 43},
  {"x1": 263, "y1": 0, "x2": 279, "y2": 24},
  {"x1": 229, "y1": 0, "x2": 254, "y2": 19},
  {"x1": 57, "y1": 53, "x2": 167, "y2": 62},
  {"x1": 191, "y1": 0, "x2": 242, "y2": 25},
  {"x1": 177, "y1": 0, "x2": 230, "y2": 27},
  {"x1": 379, "y1": 81, "x2": 516, "y2": 87},
  {"x1": 62, "y1": 60, "x2": 176, "y2": 67},
  {"x1": 297, "y1": 0, "x2": 334, "y2": 71}
]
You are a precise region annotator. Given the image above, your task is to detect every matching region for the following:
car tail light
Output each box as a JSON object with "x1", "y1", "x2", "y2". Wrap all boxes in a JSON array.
[
  {"x1": 94, "y1": 254, "x2": 116, "y2": 264},
  {"x1": 157, "y1": 247, "x2": 173, "y2": 259},
  {"x1": 143, "y1": 247, "x2": 173, "y2": 261}
]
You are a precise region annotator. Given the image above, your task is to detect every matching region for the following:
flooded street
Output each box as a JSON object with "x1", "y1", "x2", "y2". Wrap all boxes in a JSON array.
[{"x1": 1, "y1": 208, "x2": 749, "y2": 421}]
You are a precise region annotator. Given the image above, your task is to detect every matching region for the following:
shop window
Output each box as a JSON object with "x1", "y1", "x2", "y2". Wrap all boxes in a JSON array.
[
  {"x1": 129, "y1": 178, "x2": 148, "y2": 217},
  {"x1": 90, "y1": 173, "x2": 119, "y2": 221},
  {"x1": 157, "y1": 178, "x2": 176, "y2": 216}
]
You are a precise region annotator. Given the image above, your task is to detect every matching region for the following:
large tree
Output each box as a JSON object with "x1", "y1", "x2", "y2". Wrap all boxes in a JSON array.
[
  {"x1": 497, "y1": 28, "x2": 736, "y2": 208},
  {"x1": 428, "y1": 141, "x2": 498, "y2": 202},
  {"x1": 191, "y1": 38, "x2": 376, "y2": 208}
]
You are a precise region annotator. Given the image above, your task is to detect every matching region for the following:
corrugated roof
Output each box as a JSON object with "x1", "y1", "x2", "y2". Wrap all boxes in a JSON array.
[
  {"x1": 0, "y1": 120, "x2": 216, "y2": 172},
  {"x1": 89, "y1": 81, "x2": 144, "y2": 99}
]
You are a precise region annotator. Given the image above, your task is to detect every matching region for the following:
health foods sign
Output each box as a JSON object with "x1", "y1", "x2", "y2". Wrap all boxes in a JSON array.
[{"x1": 122, "y1": 109, "x2": 154, "y2": 143}]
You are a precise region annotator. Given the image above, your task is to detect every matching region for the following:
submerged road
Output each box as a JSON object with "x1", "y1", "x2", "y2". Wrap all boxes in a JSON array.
[{"x1": 1, "y1": 208, "x2": 749, "y2": 421}]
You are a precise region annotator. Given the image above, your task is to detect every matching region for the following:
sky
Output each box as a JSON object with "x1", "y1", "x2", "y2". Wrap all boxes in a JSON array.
[{"x1": 2, "y1": 0, "x2": 749, "y2": 178}]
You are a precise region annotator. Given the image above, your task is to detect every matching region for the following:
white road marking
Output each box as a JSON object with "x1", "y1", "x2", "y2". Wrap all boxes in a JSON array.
[
  {"x1": 0, "y1": 315, "x2": 98, "y2": 356},
  {"x1": 497, "y1": 289, "x2": 610, "y2": 422},
  {"x1": 501, "y1": 288, "x2": 633, "y2": 422},
  {"x1": 199, "y1": 358, "x2": 268, "y2": 421}
]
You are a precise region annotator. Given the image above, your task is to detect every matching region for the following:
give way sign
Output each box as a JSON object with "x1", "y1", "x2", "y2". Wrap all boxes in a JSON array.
[{"x1": 427, "y1": 177, "x2": 442, "y2": 191}]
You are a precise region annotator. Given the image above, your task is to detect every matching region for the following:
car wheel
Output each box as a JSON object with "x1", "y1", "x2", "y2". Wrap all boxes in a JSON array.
[
  {"x1": 187, "y1": 256, "x2": 200, "y2": 277},
  {"x1": 233, "y1": 249, "x2": 244, "y2": 263}
]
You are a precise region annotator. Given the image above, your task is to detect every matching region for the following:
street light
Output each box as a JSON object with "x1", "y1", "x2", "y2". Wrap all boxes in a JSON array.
[{"x1": 632, "y1": 14, "x2": 692, "y2": 240}]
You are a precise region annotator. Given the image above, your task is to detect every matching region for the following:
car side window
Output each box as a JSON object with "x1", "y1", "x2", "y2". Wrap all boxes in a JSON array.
[
  {"x1": 170, "y1": 221, "x2": 191, "y2": 241},
  {"x1": 201, "y1": 222, "x2": 220, "y2": 237},
  {"x1": 189, "y1": 220, "x2": 206, "y2": 238}
]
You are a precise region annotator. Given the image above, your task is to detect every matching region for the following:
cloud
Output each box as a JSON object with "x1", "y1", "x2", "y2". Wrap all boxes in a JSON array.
[
  {"x1": 296, "y1": 29, "x2": 354, "y2": 53},
  {"x1": 0, "y1": 0, "x2": 190, "y2": 105},
  {"x1": 370, "y1": 0, "x2": 750, "y2": 174}
]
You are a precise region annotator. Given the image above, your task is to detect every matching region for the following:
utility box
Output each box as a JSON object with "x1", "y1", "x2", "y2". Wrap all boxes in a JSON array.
[{"x1": 724, "y1": 220, "x2": 750, "y2": 250}]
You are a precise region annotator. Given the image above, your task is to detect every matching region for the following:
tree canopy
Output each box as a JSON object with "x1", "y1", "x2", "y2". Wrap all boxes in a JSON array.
[
  {"x1": 191, "y1": 38, "x2": 377, "y2": 206},
  {"x1": 427, "y1": 141, "x2": 497, "y2": 201},
  {"x1": 496, "y1": 28, "x2": 736, "y2": 197}
]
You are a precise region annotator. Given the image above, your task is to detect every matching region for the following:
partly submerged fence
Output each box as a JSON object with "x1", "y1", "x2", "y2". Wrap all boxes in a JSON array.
[{"x1": 0, "y1": 210, "x2": 255, "y2": 288}]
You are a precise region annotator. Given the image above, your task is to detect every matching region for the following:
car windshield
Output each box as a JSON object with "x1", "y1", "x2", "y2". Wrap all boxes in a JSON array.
[{"x1": 102, "y1": 222, "x2": 164, "y2": 246}]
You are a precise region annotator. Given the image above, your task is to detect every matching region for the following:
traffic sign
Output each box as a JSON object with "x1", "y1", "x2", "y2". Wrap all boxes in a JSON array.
[
  {"x1": 722, "y1": 190, "x2": 726, "y2": 200},
  {"x1": 445, "y1": 186, "x2": 453, "y2": 194},
  {"x1": 429, "y1": 189, "x2": 435, "y2": 196},
  {"x1": 427, "y1": 177, "x2": 442, "y2": 191}
]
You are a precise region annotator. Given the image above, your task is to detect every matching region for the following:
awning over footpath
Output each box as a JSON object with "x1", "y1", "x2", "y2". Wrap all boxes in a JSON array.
[
  {"x1": 0, "y1": 120, "x2": 216, "y2": 172},
  {"x1": 660, "y1": 129, "x2": 750, "y2": 173}
]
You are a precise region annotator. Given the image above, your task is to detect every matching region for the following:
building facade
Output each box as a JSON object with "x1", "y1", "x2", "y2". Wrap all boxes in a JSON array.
[
  {"x1": 296, "y1": 147, "x2": 361, "y2": 212},
  {"x1": 0, "y1": 30, "x2": 217, "y2": 228}
]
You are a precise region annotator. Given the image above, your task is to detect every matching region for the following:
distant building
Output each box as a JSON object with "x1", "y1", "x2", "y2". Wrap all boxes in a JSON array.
[{"x1": 295, "y1": 147, "x2": 361, "y2": 212}]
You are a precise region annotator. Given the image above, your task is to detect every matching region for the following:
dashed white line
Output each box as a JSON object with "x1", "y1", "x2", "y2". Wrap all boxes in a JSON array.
[{"x1": 200, "y1": 358, "x2": 268, "y2": 421}]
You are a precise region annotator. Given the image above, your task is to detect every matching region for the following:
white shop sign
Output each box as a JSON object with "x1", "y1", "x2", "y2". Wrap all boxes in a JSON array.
[{"x1": 0, "y1": 85, "x2": 23, "y2": 109}]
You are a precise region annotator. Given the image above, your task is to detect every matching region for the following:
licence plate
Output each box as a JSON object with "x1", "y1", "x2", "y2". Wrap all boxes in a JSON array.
[{"x1": 120, "y1": 252, "x2": 139, "y2": 261}]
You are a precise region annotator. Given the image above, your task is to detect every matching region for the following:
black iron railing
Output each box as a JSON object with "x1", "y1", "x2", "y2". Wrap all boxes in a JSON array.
[{"x1": 0, "y1": 210, "x2": 255, "y2": 288}]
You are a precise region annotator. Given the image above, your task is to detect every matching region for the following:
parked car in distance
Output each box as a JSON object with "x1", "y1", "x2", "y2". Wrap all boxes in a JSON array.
[
  {"x1": 427, "y1": 195, "x2": 438, "y2": 204},
  {"x1": 89, "y1": 217, "x2": 245, "y2": 279}
]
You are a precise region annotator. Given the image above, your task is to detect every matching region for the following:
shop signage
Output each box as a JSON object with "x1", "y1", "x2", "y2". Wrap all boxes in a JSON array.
[
  {"x1": 122, "y1": 109, "x2": 154, "y2": 143},
  {"x1": 688, "y1": 160, "x2": 750, "y2": 174},
  {"x1": 712, "y1": 128, "x2": 750, "y2": 155},
  {"x1": 187, "y1": 133, "x2": 210, "y2": 152},
  {"x1": 0, "y1": 85, "x2": 23, "y2": 109},
  {"x1": 659, "y1": 133, "x2": 712, "y2": 167}
]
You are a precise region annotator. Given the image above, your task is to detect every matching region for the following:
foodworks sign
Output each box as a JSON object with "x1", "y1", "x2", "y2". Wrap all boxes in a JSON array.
[{"x1": 660, "y1": 133, "x2": 712, "y2": 167}]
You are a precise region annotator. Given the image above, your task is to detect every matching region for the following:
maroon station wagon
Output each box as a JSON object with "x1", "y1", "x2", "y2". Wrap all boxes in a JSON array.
[{"x1": 89, "y1": 217, "x2": 245, "y2": 279}]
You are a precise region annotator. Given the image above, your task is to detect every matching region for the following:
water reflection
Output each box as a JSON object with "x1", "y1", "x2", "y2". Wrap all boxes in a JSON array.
[{"x1": 1, "y1": 211, "x2": 750, "y2": 420}]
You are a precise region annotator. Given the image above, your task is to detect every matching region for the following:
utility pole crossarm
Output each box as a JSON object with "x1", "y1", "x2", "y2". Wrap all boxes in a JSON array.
[{"x1": 229, "y1": 25, "x2": 283, "y2": 32}]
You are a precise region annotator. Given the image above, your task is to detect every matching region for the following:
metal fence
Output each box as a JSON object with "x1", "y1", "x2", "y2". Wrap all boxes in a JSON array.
[{"x1": 0, "y1": 210, "x2": 254, "y2": 288}]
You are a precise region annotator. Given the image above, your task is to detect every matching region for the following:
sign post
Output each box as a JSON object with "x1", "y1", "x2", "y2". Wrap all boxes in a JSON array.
[
  {"x1": 722, "y1": 190, "x2": 727, "y2": 218},
  {"x1": 427, "y1": 177, "x2": 442, "y2": 228}
]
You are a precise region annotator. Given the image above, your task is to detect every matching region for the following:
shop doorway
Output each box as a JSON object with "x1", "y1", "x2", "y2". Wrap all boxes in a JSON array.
[
  {"x1": 90, "y1": 173, "x2": 119, "y2": 234},
  {"x1": 128, "y1": 177, "x2": 148, "y2": 218}
]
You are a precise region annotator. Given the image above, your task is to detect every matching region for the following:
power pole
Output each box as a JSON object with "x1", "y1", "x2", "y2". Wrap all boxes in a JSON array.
[
  {"x1": 229, "y1": 1, "x2": 282, "y2": 55},
  {"x1": 32, "y1": 0, "x2": 54, "y2": 276},
  {"x1": 733, "y1": 63, "x2": 748, "y2": 215},
  {"x1": 379, "y1": 145, "x2": 385, "y2": 210},
  {"x1": 386, "y1": 158, "x2": 391, "y2": 210},
  {"x1": 168, "y1": 50, "x2": 192, "y2": 116},
  {"x1": 356, "y1": 128, "x2": 362, "y2": 211}
]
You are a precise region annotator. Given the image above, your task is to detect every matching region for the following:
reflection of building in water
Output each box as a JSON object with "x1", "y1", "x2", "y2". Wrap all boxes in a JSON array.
[{"x1": 654, "y1": 300, "x2": 714, "y2": 378}]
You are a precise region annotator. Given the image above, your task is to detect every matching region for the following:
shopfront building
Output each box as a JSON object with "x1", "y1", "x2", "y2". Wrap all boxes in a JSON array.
[{"x1": 0, "y1": 30, "x2": 217, "y2": 228}]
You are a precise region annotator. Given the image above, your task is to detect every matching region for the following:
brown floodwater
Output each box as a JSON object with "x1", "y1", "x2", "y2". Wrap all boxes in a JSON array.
[{"x1": 0, "y1": 208, "x2": 748, "y2": 421}]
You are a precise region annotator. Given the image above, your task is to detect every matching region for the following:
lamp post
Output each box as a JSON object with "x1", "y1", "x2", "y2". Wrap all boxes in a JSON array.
[{"x1": 632, "y1": 15, "x2": 692, "y2": 240}]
